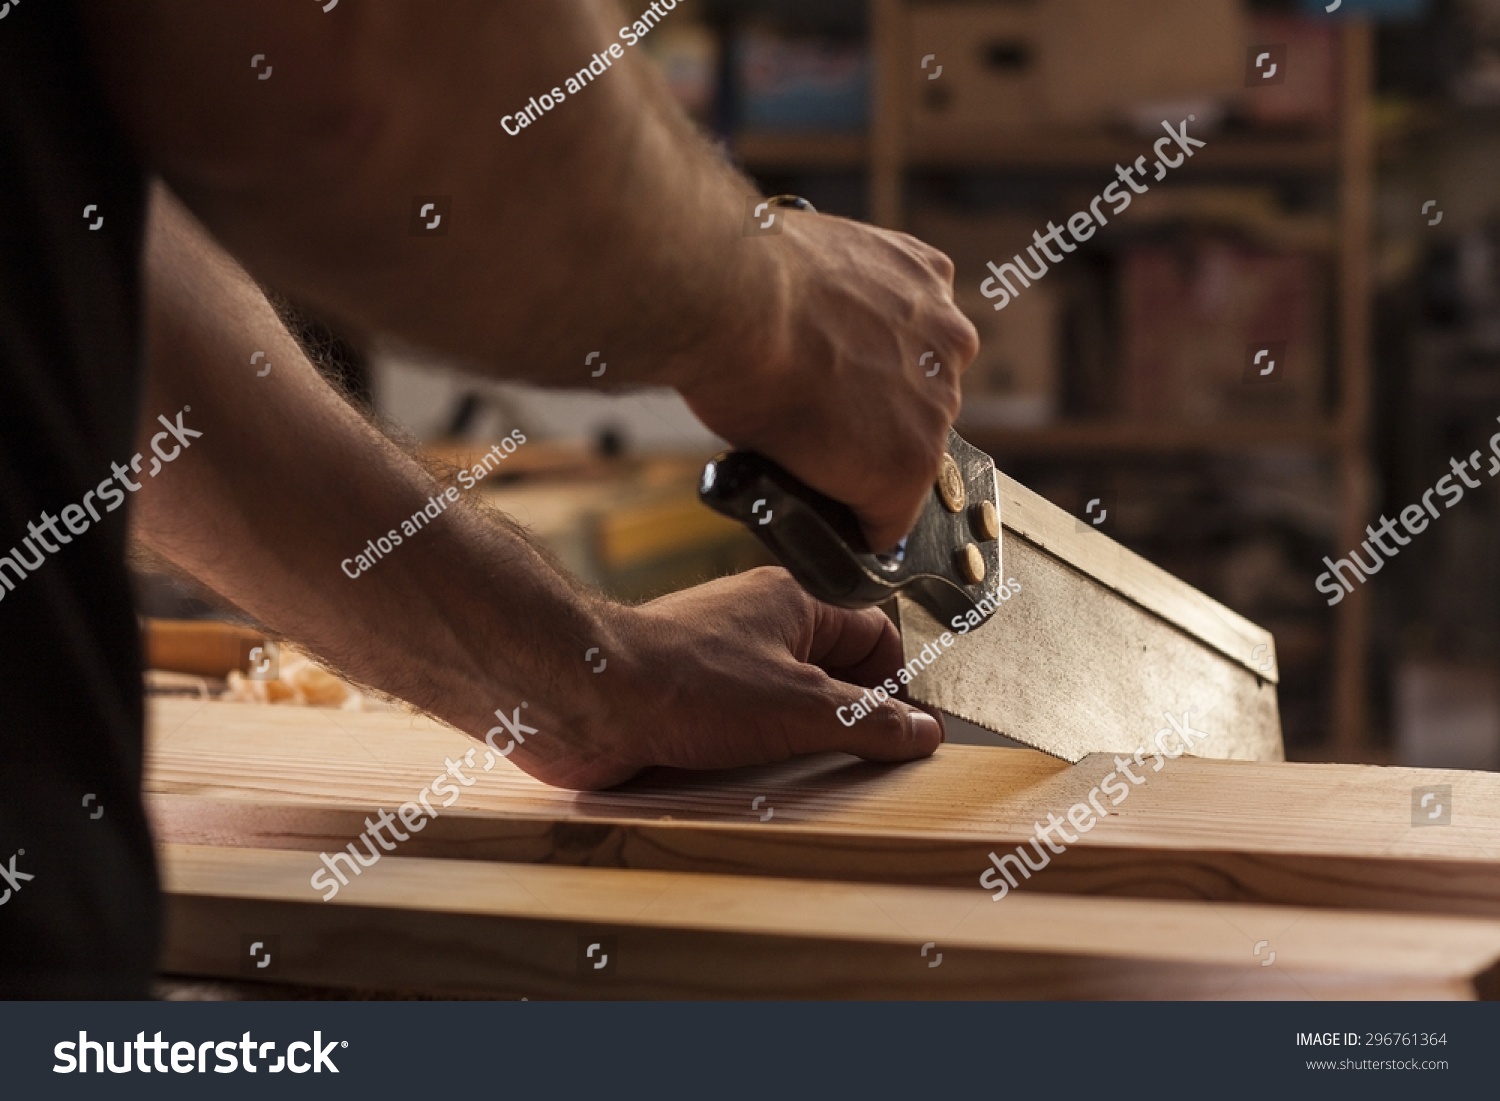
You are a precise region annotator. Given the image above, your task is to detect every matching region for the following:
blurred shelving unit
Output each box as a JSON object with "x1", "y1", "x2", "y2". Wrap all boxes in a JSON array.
[
  {"x1": 726, "y1": 1, "x2": 1378, "y2": 761},
  {"x1": 736, "y1": 131, "x2": 870, "y2": 168},
  {"x1": 956, "y1": 420, "x2": 1344, "y2": 457},
  {"x1": 739, "y1": 131, "x2": 1340, "y2": 172}
]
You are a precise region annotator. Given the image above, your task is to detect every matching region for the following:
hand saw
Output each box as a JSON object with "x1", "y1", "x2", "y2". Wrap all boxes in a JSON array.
[{"x1": 700, "y1": 428, "x2": 1283, "y2": 763}]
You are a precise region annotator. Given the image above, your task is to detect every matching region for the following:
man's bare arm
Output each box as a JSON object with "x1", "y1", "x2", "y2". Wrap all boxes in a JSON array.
[
  {"x1": 83, "y1": 0, "x2": 977, "y2": 550},
  {"x1": 134, "y1": 189, "x2": 942, "y2": 789},
  {"x1": 87, "y1": 0, "x2": 760, "y2": 388}
]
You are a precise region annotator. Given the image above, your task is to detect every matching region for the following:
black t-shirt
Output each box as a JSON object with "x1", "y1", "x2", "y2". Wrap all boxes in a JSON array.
[{"x1": 0, "y1": 1, "x2": 157, "y2": 995}]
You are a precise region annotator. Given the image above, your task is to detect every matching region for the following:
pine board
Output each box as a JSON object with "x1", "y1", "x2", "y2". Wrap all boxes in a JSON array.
[
  {"x1": 159, "y1": 843, "x2": 1500, "y2": 1001},
  {"x1": 146, "y1": 701, "x2": 1500, "y2": 917}
]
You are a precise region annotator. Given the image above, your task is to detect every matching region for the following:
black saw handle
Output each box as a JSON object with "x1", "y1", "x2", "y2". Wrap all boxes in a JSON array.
[{"x1": 699, "y1": 428, "x2": 1003, "y2": 630}]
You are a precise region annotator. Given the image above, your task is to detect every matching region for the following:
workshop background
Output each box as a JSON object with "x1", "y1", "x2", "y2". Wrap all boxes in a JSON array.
[{"x1": 137, "y1": 0, "x2": 1500, "y2": 770}]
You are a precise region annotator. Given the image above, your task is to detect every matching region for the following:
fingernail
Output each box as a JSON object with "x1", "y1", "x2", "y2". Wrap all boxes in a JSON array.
[{"x1": 910, "y1": 711, "x2": 942, "y2": 747}]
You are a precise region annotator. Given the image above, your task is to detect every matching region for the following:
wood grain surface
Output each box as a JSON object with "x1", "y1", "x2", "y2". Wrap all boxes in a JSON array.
[
  {"x1": 159, "y1": 842, "x2": 1500, "y2": 1000},
  {"x1": 146, "y1": 701, "x2": 1500, "y2": 917}
]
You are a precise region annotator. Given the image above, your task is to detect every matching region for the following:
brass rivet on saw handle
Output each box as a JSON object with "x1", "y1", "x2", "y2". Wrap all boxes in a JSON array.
[
  {"x1": 974, "y1": 499, "x2": 1000, "y2": 541},
  {"x1": 937, "y1": 454, "x2": 965, "y2": 512},
  {"x1": 959, "y1": 543, "x2": 986, "y2": 584}
]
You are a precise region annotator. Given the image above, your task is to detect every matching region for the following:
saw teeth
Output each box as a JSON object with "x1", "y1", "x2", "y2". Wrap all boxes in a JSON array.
[{"x1": 909, "y1": 696, "x2": 1087, "y2": 763}]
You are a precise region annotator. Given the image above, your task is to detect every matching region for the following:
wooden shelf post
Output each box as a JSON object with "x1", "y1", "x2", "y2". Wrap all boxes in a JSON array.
[{"x1": 1332, "y1": 19, "x2": 1376, "y2": 757}]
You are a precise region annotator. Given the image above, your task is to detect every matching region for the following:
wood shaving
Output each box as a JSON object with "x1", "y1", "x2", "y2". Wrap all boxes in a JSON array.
[{"x1": 221, "y1": 648, "x2": 369, "y2": 710}]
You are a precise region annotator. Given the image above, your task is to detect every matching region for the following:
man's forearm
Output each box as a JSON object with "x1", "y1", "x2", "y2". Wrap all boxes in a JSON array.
[
  {"x1": 134, "y1": 188, "x2": 944, "y2": 791},
  {"x1": 91, "y1": 0, "x2": 975, "y2": 553},
  {"x1": 135, "y1": 189, "x2": 618, "y2": 766},
  {"x1": 86, "y1": 0, "x2": 775, "y2": 392}
]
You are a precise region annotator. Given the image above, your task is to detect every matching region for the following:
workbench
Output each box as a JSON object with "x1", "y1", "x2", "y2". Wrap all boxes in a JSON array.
[
  {"x1": 147, "y1": 700, "x2": 1500, "y2": 1000},
  {"x1": 139, "y1": 449, "x2": 1496, "y2": 999}
]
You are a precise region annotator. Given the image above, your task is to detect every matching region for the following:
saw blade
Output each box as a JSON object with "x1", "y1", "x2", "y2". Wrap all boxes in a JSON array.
[
  {"x1": 893, "y1": 530, "x2": 1282, "y2": 765},
  {"x1": 897, "y1": 593, "x2": 1092, "y2": 762}
]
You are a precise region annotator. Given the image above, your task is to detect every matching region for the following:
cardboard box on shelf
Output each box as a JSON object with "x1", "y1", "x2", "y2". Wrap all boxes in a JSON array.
[
  {"x1": 1037, "y1": 0, "x2": 1247, "y2": 129},
  {"x1": 955, "y1": 284, "x2": 1060, "y2": 427},
  {"x1": 1239, "y1": 14, "x2": 1340, "y2": 130},
  {"x1": 908, "y1": 0, "x2": 1245, "y2": 142},
  {"x1": 908, "y1": 2, "x2": 1043, "y2": 139},
  {"x1": 1119, "y1": 243, "x2": 1327, "y2": 423}
]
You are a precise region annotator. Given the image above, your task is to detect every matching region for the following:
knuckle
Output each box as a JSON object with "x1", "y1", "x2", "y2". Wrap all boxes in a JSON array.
[
  {"x1": 926, "y1": 247, "x2": 956, "y2": 283},
  {"x1": 885, "y1": 228, "x2": 928, "y2": 257},
  {"x1": 793, "y1": 664, "x2": 832, "y2": 698},
  {"x1": 785, "y1": 669, "x2": 842, "y2": 730},
  {"x1": 744, "y1": 565, "x2": 804, "y2": 605},
  {"x1": 737, "y1": 566, "x2": 811, "y2": 626},
  {"x1": 869, "y1": 703, "x2": 909, "y2": 744},
  {"x1": 927, "y1": 303, "x2": 978, "y2": 361},
  {"x1": 754, "y1": 565, "x2": 820, "y2": 624},
  {"x1": 949, "y1": 312, "x2": 980, "y2": 364},
  {"x1": 893, "y1": 231, "x2": 955, "y2": 279},
  {"x1": 746, "y1": 564, "x2": 789, "y2": 586}
]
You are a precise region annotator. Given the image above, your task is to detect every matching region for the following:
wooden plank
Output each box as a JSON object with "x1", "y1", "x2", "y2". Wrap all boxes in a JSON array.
[
  {"x1": 592, "y1": 492, "x2": 745, "y2": 572},
  {"x1": 145, "y1": 619, "x2": 268, "y2": 678},
  {"x1": 146, "y1": 701, "x2": 1500, "y2": 917},
  {"x1": 159, "y1": 843, "x2": 1500, "y2": 1000},
  {"x1": 422, "y1": 438, "x2": 601, "y2": 481}
]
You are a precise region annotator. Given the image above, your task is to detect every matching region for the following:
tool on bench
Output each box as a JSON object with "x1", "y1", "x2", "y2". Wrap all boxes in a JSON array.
[
  {"x1": 702, "y1": 424, "x2": 1284, "y2": 764},
  {"x1": 702, "y1": 425, "x2": 1038, "y2": 741}
]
